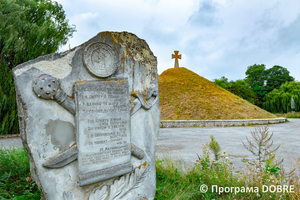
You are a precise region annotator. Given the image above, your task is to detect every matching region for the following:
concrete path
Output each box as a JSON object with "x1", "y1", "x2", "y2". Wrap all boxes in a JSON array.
[
  {"x1": 0, "y1": 137, "x2": 23, "y2": 148},
  {"x1": 1, "y1": 119, "x2": 299, "y2": 172}
]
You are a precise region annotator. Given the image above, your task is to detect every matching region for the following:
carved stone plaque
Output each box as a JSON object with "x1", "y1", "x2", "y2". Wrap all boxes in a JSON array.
[
  {"x1": 74, "y1": 79, "x2": 132, "y2": 186},
  {"x1": 83, "y1": 42, "x2": 118, "y2": 78}
]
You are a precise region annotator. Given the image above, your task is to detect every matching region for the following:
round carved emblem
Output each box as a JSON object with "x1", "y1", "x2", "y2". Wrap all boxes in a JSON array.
[{"x1": 83, "y1": 42, "x2": 117, "y2": 78}]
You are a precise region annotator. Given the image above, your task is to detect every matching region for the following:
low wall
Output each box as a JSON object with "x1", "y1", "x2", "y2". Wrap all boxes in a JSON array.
[{"x1": 160, "y1": 118, "x2": 287, "y2": 128}]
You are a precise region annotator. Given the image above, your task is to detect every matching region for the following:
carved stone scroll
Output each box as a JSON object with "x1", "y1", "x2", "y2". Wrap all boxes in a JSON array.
[{"x1": 74, "y1": 79, "x2": 132, "y2": 186}]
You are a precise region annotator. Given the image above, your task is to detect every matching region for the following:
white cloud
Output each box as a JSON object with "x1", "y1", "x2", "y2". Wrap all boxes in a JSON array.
[
  {"x1": 79, "y1": 12, "x2": 99, "y2": 20},
  {"x1": 55, "y1": 0, "x2": 300, "y2": 81}
]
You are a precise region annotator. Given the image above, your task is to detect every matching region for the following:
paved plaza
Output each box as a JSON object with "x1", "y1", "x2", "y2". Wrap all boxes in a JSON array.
[{"x1": 156, "y1": 119, "x2": 300, "y2": 171}]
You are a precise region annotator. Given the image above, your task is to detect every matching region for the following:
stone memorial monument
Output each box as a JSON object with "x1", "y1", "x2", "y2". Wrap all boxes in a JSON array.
[
  {"x1": 13, "y1": 31, "x2": 160, "y2": 200},
  {"x1": 291, "y1": 96, "x2": 295, "y2": 113}
]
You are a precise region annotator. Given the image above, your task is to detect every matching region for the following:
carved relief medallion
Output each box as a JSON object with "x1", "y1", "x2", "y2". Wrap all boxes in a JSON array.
[{"x1": 83, "y1": 42, "x2": 117, "y2": 78}]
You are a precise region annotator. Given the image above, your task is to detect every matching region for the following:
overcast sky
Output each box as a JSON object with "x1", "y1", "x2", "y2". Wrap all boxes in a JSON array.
[{"x1": 55, "y1": 0, "x2": 300, "y2": 81}]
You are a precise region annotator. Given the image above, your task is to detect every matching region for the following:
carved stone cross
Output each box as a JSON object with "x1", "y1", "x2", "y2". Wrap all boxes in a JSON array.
[{"x1": 172, "y1": 50, "x2": 181, "y2": 68}]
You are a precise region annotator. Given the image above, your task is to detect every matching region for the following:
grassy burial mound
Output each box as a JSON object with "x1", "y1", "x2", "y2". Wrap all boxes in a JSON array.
[{"x1": 158, "y1": 67, "x2": 277, "y2": 120}]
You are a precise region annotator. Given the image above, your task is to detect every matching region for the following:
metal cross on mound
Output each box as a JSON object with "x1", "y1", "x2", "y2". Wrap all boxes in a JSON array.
[{"x1": 172, "y1": 50, "x2": 181, "y2": 68}]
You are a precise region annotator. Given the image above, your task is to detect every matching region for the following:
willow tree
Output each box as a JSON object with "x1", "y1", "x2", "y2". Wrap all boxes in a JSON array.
[
  {"x1": 263, "y1": 81, "x2": 300, "y2": 113},
  {"x1": 0, "y1": 0, "x2": 76, "y2": 135}
]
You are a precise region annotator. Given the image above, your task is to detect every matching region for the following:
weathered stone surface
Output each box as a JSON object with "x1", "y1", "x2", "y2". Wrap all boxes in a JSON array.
[{"x1": 13, "y1": 31, "x2": 160, "y2": 200}]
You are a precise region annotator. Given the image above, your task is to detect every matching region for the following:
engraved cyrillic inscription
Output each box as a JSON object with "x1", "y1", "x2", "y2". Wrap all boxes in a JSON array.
[
  {"x1": 74, "y1": 79, "x2": 132, "y2": 185},
  {"x1": 81, "y1": 144, "x2": 130, "y2": 166}
]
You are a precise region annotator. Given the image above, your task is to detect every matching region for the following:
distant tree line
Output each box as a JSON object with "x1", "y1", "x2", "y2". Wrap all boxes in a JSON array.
[
  {"x1": 0, "y1": 0, "x2": 75, "y2": 135},
  {"x1": 214, "y1": 77, "x2": 261, "y2": 106},
  {"x1": 214, "y1": 64, "x2": 297, "y2": 113}
]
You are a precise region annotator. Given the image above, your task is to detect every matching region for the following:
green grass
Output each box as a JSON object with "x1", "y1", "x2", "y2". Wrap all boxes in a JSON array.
[
  {"x1": 155, "y1": 151, "x2": 300, "y2": 200},
  {"x1": 275, "y1": 112, "x2": 300, "y2": 118},
  {"x1": 155, "y1": 157, "x2": 204, "y2": 200},
  {"x1": 1, "y1": 144, "x2": 299, "y2": 199},
  {"x1": 0, "y1": 147, "x2": 40, "y2": 199}
]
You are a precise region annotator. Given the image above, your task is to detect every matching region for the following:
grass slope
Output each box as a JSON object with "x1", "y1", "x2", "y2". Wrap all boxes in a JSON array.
[{"x1": 158, "y1": 67, "x2": 277, "y2": 120}]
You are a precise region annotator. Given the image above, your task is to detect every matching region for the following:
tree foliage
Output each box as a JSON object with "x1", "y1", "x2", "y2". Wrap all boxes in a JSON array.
[
  {"x1": 213, "y1": 76, "x2": 230, "y2": 89},
  {"x1": 252, "y1": 85, "x2": 268, "y2": 104},
  {"x1": 0, "y1": 63, "x2": 18, "y2": 135},
  {"x1": 229, "y1": 80, "x2": 261, "y2": 106},
  {"x1": 245, "y1": 64, "x2": 294, "y2": 103},
  {"x1": 263, "y1": 81, "x2": 300, "y2": 113},
  {"x1": 214, "y1": 77, "x2": 261, "y2": 106},
  {"x1": 245, "y1": 64, "x2": 266, "y2": 90},
  {"x1": 265, "y1": 65, "x2": 294, "y2": 93},
  {"x1": 0, "y1": 0, "x2": 76, "y2": 135}
]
